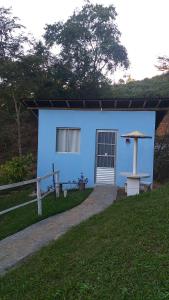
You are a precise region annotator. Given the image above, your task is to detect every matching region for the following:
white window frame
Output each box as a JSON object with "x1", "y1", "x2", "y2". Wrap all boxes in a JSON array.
[{"x1": 56, "y1": 127, "x2": 80, "y2": 153}]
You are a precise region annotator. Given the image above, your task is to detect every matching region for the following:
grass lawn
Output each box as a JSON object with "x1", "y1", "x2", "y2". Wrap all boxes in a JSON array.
[
  {"x1": 0, "y1": 187, "x2": 92, "y2": 240},
  {"x1": 1, "y1": 185, "x2": 169, "y2": 299}
]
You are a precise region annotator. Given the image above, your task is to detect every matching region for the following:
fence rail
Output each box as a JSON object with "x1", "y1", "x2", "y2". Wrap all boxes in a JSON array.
[
  {"x1": 0, "y1": 171, "x2": 60, "y2": 217},
  {"x1": 0, "y1": 178, "x2": 37, "y2": 191},
  {"x1": 0, "y1": 198, "x2": 38, "y2": 216}
]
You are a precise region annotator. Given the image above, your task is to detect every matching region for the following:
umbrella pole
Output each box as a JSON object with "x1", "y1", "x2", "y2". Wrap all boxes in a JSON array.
[{"x1": 133, "y1": 137, "x2": 138, "y2": 174}]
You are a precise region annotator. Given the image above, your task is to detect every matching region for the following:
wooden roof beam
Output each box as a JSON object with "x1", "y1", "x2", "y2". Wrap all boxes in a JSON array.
[
  {"x1": 65, "y1": 100, "x2": 70, "y2": 108},
  {"x1": 83, "y1": 100, "x2": 86, "y2": 108},
  {"x1": 156, "y1": 99, "x2": 162, "y2": 108},
  {"x1": 143, "y1": 100, "x2": 147, "y2": 108},
  {"x1": 26, "y1": 106, "x2": 169, "y2": 111},
  {"x1": 34, "y1": 100, "x2": 38, "y2": 106},
  {"x1": 128, "y1": 100, "x2": 132, "y2": 108},
  {"x1": 49, "y1": 100, "x2": 54, "y2": 107},
  {"x1": 114, "y1": 100, "x2": 117, "y2": 108}
]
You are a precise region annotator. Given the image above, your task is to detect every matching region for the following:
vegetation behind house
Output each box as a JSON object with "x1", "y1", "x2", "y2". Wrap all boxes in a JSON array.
[{"x1": 0, "y1": 4, "x2": 169, "y2": 182}]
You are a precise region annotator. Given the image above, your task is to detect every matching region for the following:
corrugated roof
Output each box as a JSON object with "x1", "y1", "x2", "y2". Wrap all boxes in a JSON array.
[
  {"x1": 22, "y1": 98, "x2": 169, "y2": 129},
  {"x1": 22, "y1": 97, "x2": 169, "y2": 111}
]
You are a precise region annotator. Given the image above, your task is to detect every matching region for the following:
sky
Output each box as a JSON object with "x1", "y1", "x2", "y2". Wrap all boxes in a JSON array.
[{"x1": 1, "y1": 0, "x2": 169, "y2": 82}]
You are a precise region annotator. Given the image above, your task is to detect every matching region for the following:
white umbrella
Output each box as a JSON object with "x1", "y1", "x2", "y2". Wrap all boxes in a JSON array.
[{"x1": 121, "y1": 131, "x2": 152, "y2": 175}]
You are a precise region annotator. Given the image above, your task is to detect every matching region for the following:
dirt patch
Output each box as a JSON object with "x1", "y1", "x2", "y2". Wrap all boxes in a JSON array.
[{"x1": 116, "y1": 187, "x2": 127, "y2": 201}]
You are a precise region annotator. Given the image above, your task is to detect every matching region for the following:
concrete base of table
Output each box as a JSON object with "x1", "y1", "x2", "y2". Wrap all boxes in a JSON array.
[
  {"x1": 121, "y1": 172, "x2": 150, "y2": 196},
  {"x1": 127, "y1": 177, "x2": 140, "y2": 196}
]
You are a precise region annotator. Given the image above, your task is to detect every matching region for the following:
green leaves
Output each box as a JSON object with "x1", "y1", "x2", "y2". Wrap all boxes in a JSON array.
[
  {"x1": 111, "y1": 73, "x2": 169, "y2": 98},
  {"x1": 0, "y1": 7, "x2": 27, "y2": 60},
  {"x1": 0, "y1": 153, "x2": 33, "y2": 184},
  {"x1": 156, "y1": 56, "x2": 169, "y2": 72},
  {"x1": 44, "y1": 1, "x2": 129, "y2": 97}
]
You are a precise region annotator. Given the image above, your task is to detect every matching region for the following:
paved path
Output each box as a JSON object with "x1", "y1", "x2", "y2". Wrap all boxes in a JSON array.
[{"x1": 0, "y1": 185, "x2": 117, "y2": 275}]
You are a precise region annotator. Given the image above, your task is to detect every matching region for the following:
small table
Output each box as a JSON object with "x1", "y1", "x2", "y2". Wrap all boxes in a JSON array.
[{"x1": 120, "y1": 172, "x2": 150, "y2": 196}]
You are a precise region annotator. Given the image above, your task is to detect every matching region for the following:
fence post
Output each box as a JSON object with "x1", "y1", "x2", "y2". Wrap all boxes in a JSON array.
[
  {"x1": 54, "y1": 171, "x2": 60, "y2": 198},
  {"x1": 37, "y1": 177, "x2": 42, "y2": 216}
]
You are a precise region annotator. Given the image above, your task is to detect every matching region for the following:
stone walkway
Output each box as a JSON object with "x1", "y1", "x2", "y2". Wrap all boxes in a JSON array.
[{"x1": 0, "y1": 185, "x2": 117, "y2": 275}]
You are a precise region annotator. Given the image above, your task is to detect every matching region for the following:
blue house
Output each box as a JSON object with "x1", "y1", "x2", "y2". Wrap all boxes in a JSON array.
[{"x1": 24, "y1": 98, "x2": 169, "y2": 190}]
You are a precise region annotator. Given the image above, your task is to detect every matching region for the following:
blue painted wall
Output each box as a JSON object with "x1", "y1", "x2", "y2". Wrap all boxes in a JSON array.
[{"x1": 37, "y1": 109, "x2": 155, "y2": 190}]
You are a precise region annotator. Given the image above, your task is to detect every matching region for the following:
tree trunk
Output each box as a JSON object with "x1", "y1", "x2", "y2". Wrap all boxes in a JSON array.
[{"x1": 12, "y1": 92, "x2": 22, "y2": 157}]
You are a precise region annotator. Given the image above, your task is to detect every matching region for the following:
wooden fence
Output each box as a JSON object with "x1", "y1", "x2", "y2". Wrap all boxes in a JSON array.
[{"x1": 0, "y1": 171, "x2": 60, "y2": 217}]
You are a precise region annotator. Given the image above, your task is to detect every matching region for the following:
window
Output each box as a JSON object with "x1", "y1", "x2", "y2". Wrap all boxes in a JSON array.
[{"x1": 56, "y1": 128, "x2": 80, "y2": 153}]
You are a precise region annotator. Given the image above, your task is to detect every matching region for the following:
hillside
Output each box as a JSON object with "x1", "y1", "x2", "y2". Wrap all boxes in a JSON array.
[
  {"x1": 111, "y1": 72, "x2": 169, "y2": 98},
  {"x1": 1, "y1": 185, "x2": 169, "y2": 299},
  {"x1": 110, "y1": 73, "x2": 169, "y2": 136}
]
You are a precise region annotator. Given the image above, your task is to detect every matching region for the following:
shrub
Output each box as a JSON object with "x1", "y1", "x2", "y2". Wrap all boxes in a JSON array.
[
  {"x1": 154, "y1": 135, "x2": 169, "y2": 182},
  {"x1": 0, "y1": 154, "x2": 33, "y2": 184}
]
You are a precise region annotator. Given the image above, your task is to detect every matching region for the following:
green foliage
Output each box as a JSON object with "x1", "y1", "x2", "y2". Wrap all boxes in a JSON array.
[
  {"x1": 1, "y1": 185, "x2": 169, "y2": 298},
  {"x1": 0, "y1": 3, "x2": 129, "y2": 159},
  {"x1": 0, "y1": 7, "x2": 27, "y2": 60},
  {"x1": 0, "y1": 154, "x2": 33, "y2": 184},
  {"x1": 156, "y1": 56, "x2": 169, "y2": 72},
  {"x1": 111, "y1": 72, "x2": 169, "y2": 98},
  {"x1": 154, "y1": 135, "x2": 169, "y2": 182},
  {"x1": 44, "y1": 1, "x2": 129, "y2": 97}
]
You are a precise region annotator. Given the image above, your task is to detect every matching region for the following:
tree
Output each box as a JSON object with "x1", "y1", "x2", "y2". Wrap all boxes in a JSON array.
[
  {"x1": 0, "y1": 7, "x2": 29, "y2": 156},
  {"x1": 118, "y1": 78, "x2": 125, "y2": 85},
  {"x1": 0, "y1": 7, "x2": 27, "y2": 60},
  {"x1": 44, "y1": 2, "x2": 129, "y2": 97},
  {"x1": 156, "y1": 56, "x2": 169, "y2": 72},
  {"x1": 126, "y1": 75, "x2": 135, "y2": 83},
  {"x1": 0, "y1": 9, "x2": 55, "y2": 157}
]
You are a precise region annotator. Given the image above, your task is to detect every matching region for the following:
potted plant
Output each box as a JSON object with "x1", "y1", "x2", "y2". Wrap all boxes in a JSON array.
[{"x1": 77, "y1": 173, "x2": 88, "y2": 191}]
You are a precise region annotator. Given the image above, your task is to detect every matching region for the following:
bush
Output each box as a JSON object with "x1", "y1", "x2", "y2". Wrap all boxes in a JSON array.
[
  {"x1": 0, "y1": 154, "x2": 33, "y2": 184},
  {"x1": 154, "y1": 135, "x2": 169, "y2": 182}
]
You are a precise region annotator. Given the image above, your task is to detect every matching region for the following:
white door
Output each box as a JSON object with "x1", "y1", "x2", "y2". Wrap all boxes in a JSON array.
[{"x1": 96, "y1": 130, "x2": 116, "y2": 185}]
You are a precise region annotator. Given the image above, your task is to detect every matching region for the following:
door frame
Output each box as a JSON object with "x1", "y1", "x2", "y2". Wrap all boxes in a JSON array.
[{"x1": 94, "y1": 129, "x2": 118, "y2": 185}]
